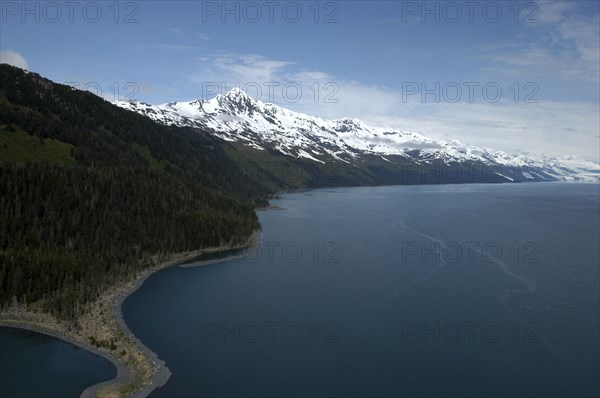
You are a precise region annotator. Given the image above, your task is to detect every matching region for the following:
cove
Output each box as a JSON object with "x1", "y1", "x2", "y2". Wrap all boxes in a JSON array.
[{"x1": 0, "y1": 326, "x2": 116, "y2": 398}]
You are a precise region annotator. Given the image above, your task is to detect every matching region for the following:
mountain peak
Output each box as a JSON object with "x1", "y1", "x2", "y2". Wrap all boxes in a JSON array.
[
  {"x1": 212, "y1": 87, "x2": 264, "y2": 113},
  {"x1": 217, "y1": 87, "x2": 254, "y2": 101},
  {"x1": 113, "y1": 91, "x2": 599, "y2": 182},
  {"x1": 226, "y1": 87, "x2": 246, "y2": 95}
]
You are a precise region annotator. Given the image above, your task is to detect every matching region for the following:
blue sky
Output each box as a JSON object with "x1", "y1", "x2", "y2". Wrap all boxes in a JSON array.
[{"x1": 1, "y1": 0, "x2": 599, "y2": 159}]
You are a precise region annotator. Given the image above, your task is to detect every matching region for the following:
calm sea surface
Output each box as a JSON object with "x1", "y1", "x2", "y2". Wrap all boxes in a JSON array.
[
  {"x1": 123, "y1": 183, "x2": 599, "y2": 397},
  {"x1": 1, "y1": 183, "x2": 598, "y2": 397},
  {"x1": 0, "y1": 326, "x2": 116, "y2": 398}
]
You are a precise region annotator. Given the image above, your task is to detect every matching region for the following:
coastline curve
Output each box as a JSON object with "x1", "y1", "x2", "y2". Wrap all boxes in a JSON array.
[{"x1": 0, "y1": 229, "x2": 261, "y2": 398}]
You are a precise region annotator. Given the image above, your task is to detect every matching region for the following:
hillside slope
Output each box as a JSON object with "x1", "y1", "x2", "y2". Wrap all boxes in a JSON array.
[
  {"x1": 0, "y1": 65, "x2": 265, "y2": 318},
  {"x1": 116, "y1": 88, "x2": 599, "y2": 184}
]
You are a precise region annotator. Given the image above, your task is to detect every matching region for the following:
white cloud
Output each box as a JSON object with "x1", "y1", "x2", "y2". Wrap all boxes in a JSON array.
[
  {"x1": 170, "y1": 28, "x2": 185, "y2": 36},
  {"x1": 0, "y1": 50, "x2": 29, "y2": 70},
  {"x1": 289, "y1": 71, "x2": 333, "y2": 81},
  {"x1": 361, "y1": 100, "x2": 599, "y2": 161},
  {"x1": 297, "y1": 82, "x2": 599, "y2": 160},
  {"x1": 533, "y1": 0, "x2": 575, "y2": 24},
  {"x1": 482, "y1": 1, "x2": 599, "y2": 83},
  {"x1": 188, "y1": 50, "x2": 598, "y2": 160},
  {"x1": 557, "y1": 15, "x2": 600, "y2": 69},
  {"x1": 210, "y1": 53, "x2": 295, "y2": 83}
]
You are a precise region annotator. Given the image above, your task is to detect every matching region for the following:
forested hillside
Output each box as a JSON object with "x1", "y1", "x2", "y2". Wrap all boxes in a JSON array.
[
  {"x1": 0, "y1": 65, "x2": 270, "y2": 319},
  {"x1": 0, "y1": 64, "x2": 540, "y2": 320}
]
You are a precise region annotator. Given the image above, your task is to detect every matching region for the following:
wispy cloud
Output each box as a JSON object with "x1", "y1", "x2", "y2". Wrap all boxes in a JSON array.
[
  {"x1": 482, "y1": 1, "x2": 599, "y2": 82},
  {"x1": 364, "y1": 100, "x2": 599, "y2": 160},
  {"x1": 170, "y1": 28, "x2": 186, "y2": 36},
  {"x1": 187, "y1": 48, "x2": 598, "y2": 160},
  {"x1": 0, "y1": 50, "x2": 29, "y2": 70},
  {"x1": 199, "y1": 52, "x2": 296, "y2": 83}
]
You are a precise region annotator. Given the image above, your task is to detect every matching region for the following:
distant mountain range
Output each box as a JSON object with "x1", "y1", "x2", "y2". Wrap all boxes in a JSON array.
[
  {"x1": 115, "y1": 88, "x2": 599, "y2": 183},
  {"x1": 0, "y1": 64, "x2": 266, "y2": 321},
  {"x1": 1, "y1": 63, "x2": 598, "y2": 338}
]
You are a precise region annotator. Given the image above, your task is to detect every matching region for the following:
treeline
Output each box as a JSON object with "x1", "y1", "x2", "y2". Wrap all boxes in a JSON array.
[{"x1": 0, "y1": 65, "x2": 269, "y2": 320}]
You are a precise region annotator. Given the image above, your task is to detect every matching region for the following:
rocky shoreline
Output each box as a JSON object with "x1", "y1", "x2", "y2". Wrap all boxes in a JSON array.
[{"x1": 0, "y1": 229, "x2": 261, "y2": 398}]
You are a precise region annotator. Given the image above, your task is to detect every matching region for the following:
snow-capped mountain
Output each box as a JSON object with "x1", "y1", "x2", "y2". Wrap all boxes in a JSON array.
[{"x1": 115, "y1": 88, "x2": 599, "y2": 183}]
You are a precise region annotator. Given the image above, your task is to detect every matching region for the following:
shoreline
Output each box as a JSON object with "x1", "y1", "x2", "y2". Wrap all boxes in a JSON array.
[
  {"x1": 0, "y1": 229, "x2": 261, "y2": 398},
  {"x1": 0, "y1": 321, "x2": 130, "y2": 396},
  {"x1": 256, "y1": 204, "x2": 286, "y2": 211}
]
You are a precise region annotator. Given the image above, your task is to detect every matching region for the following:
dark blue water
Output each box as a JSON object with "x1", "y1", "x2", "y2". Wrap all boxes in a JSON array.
[
  {"x1": 0, "y1": 327, "x2": 116, "y2": 398},
  {"x1": 123, "y1": 183, "x2": 599, "y2": 397}
]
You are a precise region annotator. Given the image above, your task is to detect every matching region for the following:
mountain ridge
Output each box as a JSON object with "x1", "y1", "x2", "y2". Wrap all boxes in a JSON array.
[{"x1": 115, "y1": 89, "x2": 599, "y2": 183}]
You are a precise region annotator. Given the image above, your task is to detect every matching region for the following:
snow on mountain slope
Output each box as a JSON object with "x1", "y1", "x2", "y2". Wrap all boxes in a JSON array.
[{"x1": 114, "y1": 88, "x2": 599, "y2": 182}]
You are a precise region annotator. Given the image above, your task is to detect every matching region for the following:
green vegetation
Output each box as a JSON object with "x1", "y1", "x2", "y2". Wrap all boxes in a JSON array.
[
  {"x1": 131, "y1": 143, "x2": 167, "y2": 171},
  {"x1": 0, "y1": 163, "x2": 259, "y2": 319},
  {"x1": 0, "y1": 64, "x2": 501, "y2": 322},
  {"x1": 0, "y1": 64, "x2": 513, "y2": 398},
  {"x1": 0, "y1": 64, "x2": 270, "y2": 319},
  {"x1": 0, "y1": 126, "x2": 76, "y2": 164}
]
